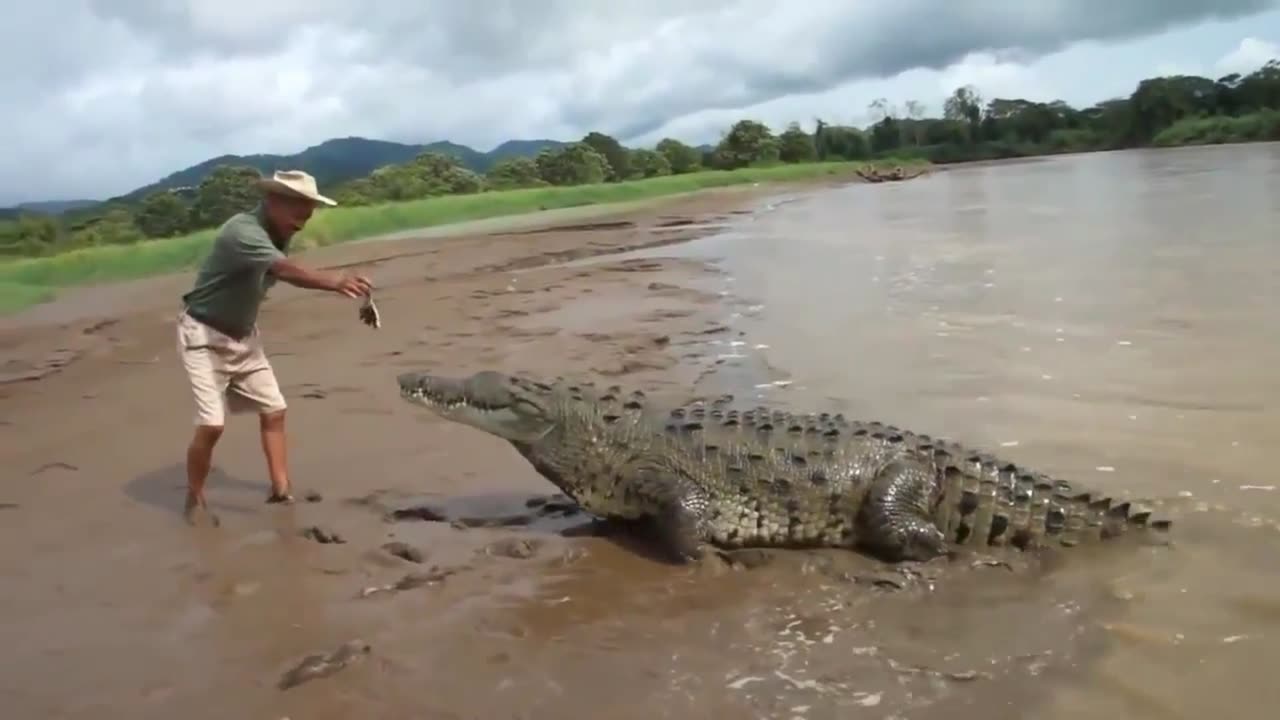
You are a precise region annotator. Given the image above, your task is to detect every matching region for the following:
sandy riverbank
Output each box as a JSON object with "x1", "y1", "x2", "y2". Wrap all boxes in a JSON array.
[{"x1": 0, "y1": 179, "x2": 866, "y2": 719}]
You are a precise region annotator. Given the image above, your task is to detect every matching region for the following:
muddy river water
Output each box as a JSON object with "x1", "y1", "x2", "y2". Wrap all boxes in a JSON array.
[{"x1": 602, "y1": 144, "x2": 1280, "y2": 718}]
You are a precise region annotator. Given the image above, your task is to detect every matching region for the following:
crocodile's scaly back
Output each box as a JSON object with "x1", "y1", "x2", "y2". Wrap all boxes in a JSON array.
[
  {"x1": 654, "y1": 396, "x2": 1170, "y2": 559},
  {"x1": 397, "y1": 370, "x2": 1173, "y2": 563}
]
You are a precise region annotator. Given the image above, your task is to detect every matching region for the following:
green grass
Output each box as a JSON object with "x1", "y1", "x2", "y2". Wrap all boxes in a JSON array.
[
  {"x1": 0, "y1": 159, "x2": 925, "y2": 315},
  {"x1": 0, "y1": 282, "x2": 55, "y2": 315},
  {"x1": 1152, "y1": 109, "x2": 1280, "y2": 146}
]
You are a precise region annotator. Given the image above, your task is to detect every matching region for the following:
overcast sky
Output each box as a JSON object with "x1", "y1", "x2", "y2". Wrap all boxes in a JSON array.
[{"x1": 5, "y1": 1, "x2": 1280, "y2": 206}]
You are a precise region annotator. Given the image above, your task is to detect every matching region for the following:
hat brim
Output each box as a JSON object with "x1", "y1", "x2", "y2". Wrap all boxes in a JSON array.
[{"x1": 257, "y1": 178, "x2": 338, "y2": 207}]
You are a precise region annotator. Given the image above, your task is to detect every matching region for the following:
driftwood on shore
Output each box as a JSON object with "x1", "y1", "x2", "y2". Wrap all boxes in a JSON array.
[{"x1": 855, "y1": 164, "x2": 929, "y2": 183}]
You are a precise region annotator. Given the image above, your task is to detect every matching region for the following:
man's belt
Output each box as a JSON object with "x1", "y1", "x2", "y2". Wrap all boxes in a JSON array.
[{"x1": 184, "y1": 308, "x2": 250, "y2": 341}]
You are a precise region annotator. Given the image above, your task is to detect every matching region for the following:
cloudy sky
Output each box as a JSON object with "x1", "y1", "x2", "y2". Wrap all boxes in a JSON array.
[{"x1": 5, "y1": 1, "x2": 1280, "y2": 206}]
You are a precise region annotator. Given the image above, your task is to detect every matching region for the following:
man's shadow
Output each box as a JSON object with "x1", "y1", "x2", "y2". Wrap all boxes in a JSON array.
[{"x1": 124, "y1": 463, "x2": 261, "y2": 519}]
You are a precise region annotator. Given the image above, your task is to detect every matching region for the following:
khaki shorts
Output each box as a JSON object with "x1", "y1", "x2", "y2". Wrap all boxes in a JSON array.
[{"x1": 176, "y1": 310, "x2": 287, "y2": 426}]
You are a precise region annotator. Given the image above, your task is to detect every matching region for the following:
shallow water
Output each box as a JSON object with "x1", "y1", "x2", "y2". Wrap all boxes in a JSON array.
[{"x1": 621, "y1": 144, "x2": 1280, "y2": 717}]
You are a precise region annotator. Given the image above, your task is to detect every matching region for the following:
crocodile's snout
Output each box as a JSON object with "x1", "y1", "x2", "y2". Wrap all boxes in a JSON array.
[
  {"x1": 397, "y1": 372, "x2": 425, "y2": 392},
  {"x1": 396, "y1": 371, "x2": 514, "y2": 411},
  {"x1": 397, "y1": 372, "x2": 459, "y2": 401}
]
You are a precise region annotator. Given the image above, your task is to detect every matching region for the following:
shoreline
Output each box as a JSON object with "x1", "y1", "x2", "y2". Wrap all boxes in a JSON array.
[
  {"x1": 0, "y1": 175, "x2": 870, "y2": 327},
  {"x1": 0, "y1": 181, "x2": 799, "y2": 718},
  {"x1": 0, "y1": 161, "x2": 929, "y2": 317},
  {"x1": 0, "y1": 174, "x2": 886, "y2": 387}
]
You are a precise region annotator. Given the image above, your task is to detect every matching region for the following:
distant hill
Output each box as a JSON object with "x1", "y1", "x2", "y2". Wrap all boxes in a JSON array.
[
  {"x1": 17, "y1": 199, "x2": 99, "y2": 215},
  {"x1": 2, "y1": 136, "x2": 570, "y2": 217},
  {"x1": 0, "y1": 198, "x2": 99, "y2": 220},
  {"x1": 108, "y1": 136, "x2": 569, "y2": 205}
]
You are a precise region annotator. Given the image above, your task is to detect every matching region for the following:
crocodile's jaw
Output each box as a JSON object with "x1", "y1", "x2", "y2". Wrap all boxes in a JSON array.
[{"x1": 396, "y1": 370, "x2": 556, "y2": 445}]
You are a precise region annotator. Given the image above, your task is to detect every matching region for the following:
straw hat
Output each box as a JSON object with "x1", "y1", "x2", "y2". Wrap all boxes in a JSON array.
[{"x1": 256, "y1": 170, "x2": 337, "y2": 206}]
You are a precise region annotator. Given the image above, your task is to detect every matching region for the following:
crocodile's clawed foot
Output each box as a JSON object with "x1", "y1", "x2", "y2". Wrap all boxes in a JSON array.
[
  {"x1": 944, "y1": 549, "x2": 1013, "y2": 571},
  {"x1": 845, "y1": 562, "x2": 941, "y2": 592},
  {"x1": 860, "y1": 566, "x2": 942, "y2": 589},
  {"x1": 714, "y1": 548, "x2": 778, "y2": 570},
  {"x1": 853, "y1": 573, "x2": 913, "y2": 591}
]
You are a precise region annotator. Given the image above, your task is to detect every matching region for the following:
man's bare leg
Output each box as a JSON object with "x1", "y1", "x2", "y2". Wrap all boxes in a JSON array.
[
  {"x1": 186, "y1": 425, "x2": 224, "y2": 526},
  {"x1": 260, "y1": 409, "x2": 292, "y2": 502}
]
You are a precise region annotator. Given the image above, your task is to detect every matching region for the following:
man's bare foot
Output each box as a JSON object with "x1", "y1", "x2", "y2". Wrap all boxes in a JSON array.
[
  {"x1": 184, "y1": 490, "x2": 221, "y2": 527},
  {"x1": 266, "y1": 491, "x2": 295, "y2": 505}
]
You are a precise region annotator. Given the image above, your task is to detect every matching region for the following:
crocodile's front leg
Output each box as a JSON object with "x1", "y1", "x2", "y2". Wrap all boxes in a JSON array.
[
  {"x1": 856, "y1": 459, "x2": 947, "y2": 562},
  {"x1": 620, "y1": 469, "x2": 711, "y2": 563}
]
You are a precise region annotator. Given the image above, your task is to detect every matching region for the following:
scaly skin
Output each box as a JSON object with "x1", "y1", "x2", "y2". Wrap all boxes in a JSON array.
[{"x1": 396, "y1": 370, "x2": 1172, "y2": 563}]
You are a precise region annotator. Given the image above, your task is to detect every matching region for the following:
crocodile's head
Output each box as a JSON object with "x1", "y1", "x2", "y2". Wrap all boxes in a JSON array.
[
  {"x1": 397, "y1": 370, "x2": 564, "y2": 447},
  {"x1": 398, "y1": 369, "x2": 656, "y2": 504}
]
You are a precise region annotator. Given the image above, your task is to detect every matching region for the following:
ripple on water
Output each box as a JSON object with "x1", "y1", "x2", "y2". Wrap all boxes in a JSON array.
[{"x1": 439, "y1": 542, "x2": 1164, "y2": 717}]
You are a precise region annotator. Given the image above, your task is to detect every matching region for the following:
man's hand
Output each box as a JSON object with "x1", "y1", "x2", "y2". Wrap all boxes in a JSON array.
[{"x1": 334, "y1": 273, "x2": 373, "y2": 299}]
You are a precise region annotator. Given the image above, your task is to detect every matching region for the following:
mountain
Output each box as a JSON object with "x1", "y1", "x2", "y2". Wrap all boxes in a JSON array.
[
  {"x1": 0, "y1": 136, "x2": 572, "y2": 218},
  {"x1": 106, "y1": 136, "x2": 568, "y2": 206},
  {"x1": 0, "y1": 198, "x2": 99, "y2": 221},
  {"x1": 16, "y1": 199, "x2": 99, "y2": 214}
]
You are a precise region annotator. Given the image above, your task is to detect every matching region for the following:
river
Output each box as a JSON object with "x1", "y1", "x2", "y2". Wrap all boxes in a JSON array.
[{"x1": 577, "y1": 143, "x2": 1280, "y2": 718}]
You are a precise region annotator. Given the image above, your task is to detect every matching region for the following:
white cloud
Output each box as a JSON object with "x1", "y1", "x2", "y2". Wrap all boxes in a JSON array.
[
  {"x1": 2, "y1": 0, "x2": 1278, "y2": 204},
  {"x1": 1216, "y1": 36, "x2": 1280, "y2": 74}
]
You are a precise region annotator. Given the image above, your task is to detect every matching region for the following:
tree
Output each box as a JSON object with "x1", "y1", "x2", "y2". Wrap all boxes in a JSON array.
[
  {"x1": 0, "y1": 214, "x2": 60, "y2": 256},
  {"x1": 868, "y1": 98, "x2": 891, "y2": 122},
  {"x1": 1126, "y1": 75, "x2": 1220, "y2": 143},
  {"x1": 535, "y1": 143, "x2": 610, "y2": 185},
  {"x1": 485, "y1": 157, "x2": 547, "y2": 190},
  {"x1": 334, "y1": 152, "x2": 486, "y2": 204},
  {"x1": 944, "y1": 85, "x2": 983, "y2": 123},
  {"x1": 580, "y1": 132, "x2": 630, "y2": 181},
  {"x1": 813, "y1": 120, "x2": 869, "y2": 160},
  {"x1": 67, "y1": 206, "x2": 144, "y2": 247},
  {"x1": 944, "y1": 85, "x2": 984, "y2": 142},
  {"x1": 655, "y1": 138, "x2": 702, "y2": 174},
  {"x1": 135, "y1": 191, "x2": 191, "y2": 238},
  {"x1": 627, "y1": 148, "x2": 672, "y2": 178},
  {"x1": 189, "y1": 165, "x2": 263, "y2": 229},
  {"x1": 777, "y1": 122, "x2": 817, "y2": 163},
  {"x1": 904, "y1": 100, "x2": 927, "y2": 146},
  {"x1": 869, "y1": 117, "x2": 901, "y2": 153},
  {"x1": 712, "y1": 119, "x2": 780, "y2": 169}
]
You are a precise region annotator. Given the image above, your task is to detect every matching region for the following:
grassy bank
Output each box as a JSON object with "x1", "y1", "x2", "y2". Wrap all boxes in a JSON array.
[
  {"x1": 0, "y1": 159, "x2": 923, "y2": 315},
  {"x1": 1152, "y1": 109, "x2": 1280, "y2": 146}
]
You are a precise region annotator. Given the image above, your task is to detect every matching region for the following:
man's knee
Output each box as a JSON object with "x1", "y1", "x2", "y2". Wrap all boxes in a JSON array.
[
  {"x1": 259, "y1": 409, "x2": 286, "y2": 430},
  {"x1": 190, "y1": 424, "x2": 224, "y2": 451}
]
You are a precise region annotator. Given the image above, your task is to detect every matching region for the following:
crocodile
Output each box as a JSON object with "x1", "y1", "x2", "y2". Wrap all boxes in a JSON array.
[{"x1": 396, "y1": 369, "x2": 1172, "y2": 563}]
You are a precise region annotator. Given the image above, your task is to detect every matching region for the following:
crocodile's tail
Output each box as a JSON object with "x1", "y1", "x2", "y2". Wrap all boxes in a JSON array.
[{"x1": 934, "y1": 453, "x2": 1173, "y2": 552}]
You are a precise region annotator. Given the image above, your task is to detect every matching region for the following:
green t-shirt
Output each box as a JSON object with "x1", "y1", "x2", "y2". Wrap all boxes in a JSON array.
[{"x1": 181, "y1": 206, "x2": 290, "y2": 338}]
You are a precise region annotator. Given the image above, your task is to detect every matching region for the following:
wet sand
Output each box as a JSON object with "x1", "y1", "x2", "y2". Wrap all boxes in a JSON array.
[{"x1": 0, "y1": 179, "x2": 995, "y2": 719}]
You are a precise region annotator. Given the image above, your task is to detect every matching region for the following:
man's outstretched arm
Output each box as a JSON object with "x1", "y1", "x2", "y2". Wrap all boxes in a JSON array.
[{"x1": 269, "y1": 257, "x2": 373, "y2": 298}]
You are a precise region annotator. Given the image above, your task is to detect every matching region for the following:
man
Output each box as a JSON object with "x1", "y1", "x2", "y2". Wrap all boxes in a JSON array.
[{"x1": 176, "y1": 169, "x2": 372, "y2": 525}]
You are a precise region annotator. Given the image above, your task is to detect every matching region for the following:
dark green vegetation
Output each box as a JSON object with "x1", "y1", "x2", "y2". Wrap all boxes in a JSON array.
[{"x1": 865, "y1": 61, "x2": 1280, "y2": 163}]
